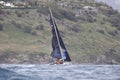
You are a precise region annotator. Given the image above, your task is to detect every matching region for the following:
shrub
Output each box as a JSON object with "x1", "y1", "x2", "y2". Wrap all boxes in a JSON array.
[
  {"x1": 0, "y1": 16, "x2": 4, "y2": 21},
  {"x1": 36, "y1": 7, "x2": 49, "y2": 15},
  {"x1": 6, "y1": 11, "x2": 10, "y2": 15},
  {"x1": 52, "y1": 9, "x2": 64, "y2": 20},
  {"x1": 97, "y1": 29, "x2": 105, "y2": 34},
  {"x1": 35, "y1": 24, "x2": 44, "y2": 30},
  {"x1": 108, "y1": 30, "x2": 118, "y2": 36},
  {"x1": 23, "y1": 26, "x2": 32, "y2": 33},
  {"x1": 31, "y1": 31, "x2": 37, "y2": 36},
  {"x1": 0, "y1": 50, "x2": 17, "y2": 62},
  {"x1": 15, "y1": 10, "x2": 22, "y2": 17},
  {"x1": 85, "y1": 11, "x2": 97, "y2": 23},
  {"x1": 0, "y1": 10, "x2": 5, "y2": 15},
  {"x1": 28, "y1": 1, "x2": 38, "y2": 7},
  {"x1": 61, "y1": 10, "x2": 77, "y2": 21},
  {"x1": 53, "y1": 8, "x2": 77, "y2": 21},
  {"x1": 87, "y1": 15, "x2": 95, "y2": 23},
  {"x1": 71, "y1": 24, "x2": 80, "y2": 32},
  {"x1": 11, "y1": 21, "x2": 22, "y2": 29},
  {"x1": 25, "y1": 11, "x2": 29, "y2": 14},
  {"x1": 17, "y1": 13, "x2": 22, "y2": 17},
  {"x1": 0, "y1": 23, "x2": 4, "y2": 31},
  {"x1": 107, "y1": 16, "x2": 120, "y2": 30}
]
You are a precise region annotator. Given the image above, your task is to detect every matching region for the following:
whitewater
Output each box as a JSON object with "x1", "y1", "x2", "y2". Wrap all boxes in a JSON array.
[{"x1": 0, "y1": 64, "x2": 120, "y2": 80}]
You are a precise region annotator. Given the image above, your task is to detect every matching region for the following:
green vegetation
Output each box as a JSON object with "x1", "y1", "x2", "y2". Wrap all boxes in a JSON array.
[{"x1": 0, "y1": 0, "x2": 120, "y2": 64}]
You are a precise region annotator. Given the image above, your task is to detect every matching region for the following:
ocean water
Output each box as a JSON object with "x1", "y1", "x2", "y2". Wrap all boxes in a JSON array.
[{"x1": 0, "y1": 64, "x2": 120, "y2": 80}]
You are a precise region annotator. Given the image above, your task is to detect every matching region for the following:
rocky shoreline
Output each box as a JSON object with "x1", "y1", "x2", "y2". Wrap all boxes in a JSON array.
[{"x1": 0, "y1": 52, "x2": 119, "y2": 65}]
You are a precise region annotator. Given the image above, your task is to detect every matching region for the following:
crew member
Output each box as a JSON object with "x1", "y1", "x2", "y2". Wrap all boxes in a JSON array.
[{"x1": 55, "y1": 59, "x2": 63, "y2": 64}]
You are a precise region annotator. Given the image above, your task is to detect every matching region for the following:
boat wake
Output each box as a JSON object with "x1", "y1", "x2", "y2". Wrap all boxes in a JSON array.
[{"x1": 0, "y1": 64, "x2": 120, "y2": 80}]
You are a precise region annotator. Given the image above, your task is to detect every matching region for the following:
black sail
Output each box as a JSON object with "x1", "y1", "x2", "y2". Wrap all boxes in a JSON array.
[{"x1": 49, "y1": 8, "x2": 71, "y2": 61}]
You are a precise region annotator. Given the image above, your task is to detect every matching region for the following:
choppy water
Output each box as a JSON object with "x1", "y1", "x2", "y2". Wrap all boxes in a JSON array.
[{"x1": 0, "y1": 64, "x2": 120, "y2": 80}]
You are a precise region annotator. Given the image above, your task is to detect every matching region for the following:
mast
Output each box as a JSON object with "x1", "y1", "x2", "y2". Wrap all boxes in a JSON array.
[{"x1": 49, "y1": 8, "x2": 64, "y2": 62}]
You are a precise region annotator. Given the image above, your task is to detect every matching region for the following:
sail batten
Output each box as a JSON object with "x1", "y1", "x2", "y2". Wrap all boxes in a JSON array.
[{"x1": 49, "y1": 8, "x2": 71, "y2": 62}]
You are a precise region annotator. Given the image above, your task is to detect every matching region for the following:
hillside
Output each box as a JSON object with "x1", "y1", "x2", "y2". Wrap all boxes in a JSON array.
[
  {"x1": 0, "y1": 0, "x2": 120, "y2": 64},
  {"x1": 96, "y1": 0, "x2": 120, "y2": 12}
]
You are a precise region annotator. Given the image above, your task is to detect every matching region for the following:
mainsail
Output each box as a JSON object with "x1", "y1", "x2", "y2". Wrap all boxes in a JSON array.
[{"x1": 49, "y1": 8, "x2": 71, "y2": 62}]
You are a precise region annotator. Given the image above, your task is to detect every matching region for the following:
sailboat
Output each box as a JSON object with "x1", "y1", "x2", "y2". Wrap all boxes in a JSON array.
[{"x1": 49, "y1": 8, "x2": 71, "y2": 64}]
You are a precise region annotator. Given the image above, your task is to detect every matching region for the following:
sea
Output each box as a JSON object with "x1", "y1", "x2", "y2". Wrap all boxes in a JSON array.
[{"x1": 0, "y1": 64, "x2": 120, "y2": 80}]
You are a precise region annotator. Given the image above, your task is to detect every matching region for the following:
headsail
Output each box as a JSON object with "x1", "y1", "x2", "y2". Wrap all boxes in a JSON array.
[{"x1": 49, "y1": 8, "x2": 71, "y2": 62}]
